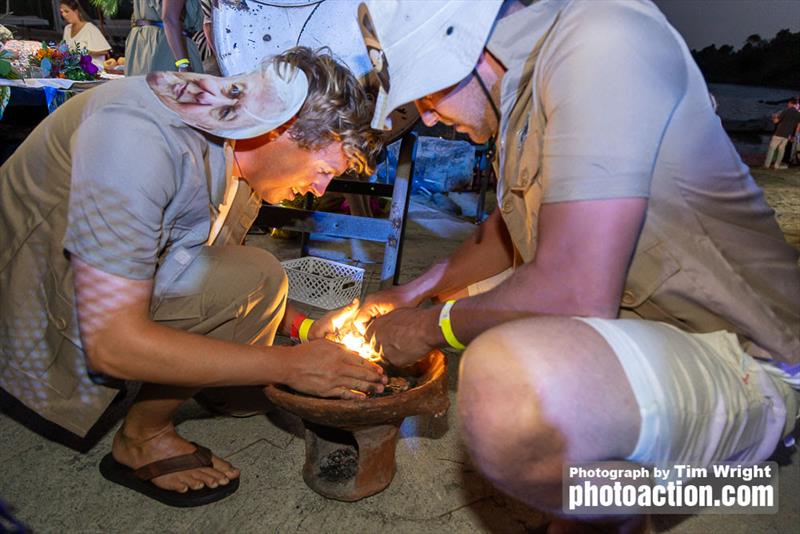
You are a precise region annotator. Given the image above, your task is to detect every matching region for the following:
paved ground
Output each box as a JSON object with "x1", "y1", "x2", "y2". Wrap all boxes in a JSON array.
[{"x1": 1, "y1": 167, "x2": 798, "y2": 533}]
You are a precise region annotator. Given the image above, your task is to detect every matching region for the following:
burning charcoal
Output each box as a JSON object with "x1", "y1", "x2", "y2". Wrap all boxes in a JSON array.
[
  {"x1": 387, "y1": 376, "x2": 410, "y2": 393},
  {"x1": 371, "y1": 376, "x2": 411, "y2": 398},
  {"x1": 318, "y1": 447, "x2": 358, "y2": 482}
]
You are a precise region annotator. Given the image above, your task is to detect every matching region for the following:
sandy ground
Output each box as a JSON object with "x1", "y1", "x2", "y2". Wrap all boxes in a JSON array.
[{"x1": 752, "y1": 167, "x2": 800, "y2": 251}]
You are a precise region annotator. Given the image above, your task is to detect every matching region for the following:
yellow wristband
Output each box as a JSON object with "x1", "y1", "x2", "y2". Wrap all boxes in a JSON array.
[
  {"x1": 298, "y1": 318, "x2": 314, "y2": 343},
  {"x1": 174, "y1": 58, "x2": 190, "y2": 67},
  {"x1": 438, "y1": 300, "x2": 465, "y2": 350}
]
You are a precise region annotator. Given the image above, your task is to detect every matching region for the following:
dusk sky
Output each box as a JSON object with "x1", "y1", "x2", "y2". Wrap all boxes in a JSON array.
[{"x1": 653, "y1": 0, "x2": 800, "y2": 51}]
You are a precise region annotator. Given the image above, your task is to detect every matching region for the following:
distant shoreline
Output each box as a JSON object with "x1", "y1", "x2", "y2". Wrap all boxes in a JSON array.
[{"x1": 692, "y1": 29, "x2": 800, "y2": 91}]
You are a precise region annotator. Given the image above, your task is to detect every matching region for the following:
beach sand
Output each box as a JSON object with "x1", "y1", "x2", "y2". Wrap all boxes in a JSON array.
[{"x1": 752, "y1": 166, "x2": 800, "y2": 251}]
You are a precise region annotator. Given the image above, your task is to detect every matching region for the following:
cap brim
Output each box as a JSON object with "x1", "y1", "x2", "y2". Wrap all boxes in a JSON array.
[{"x1": 361, "y1": 0, "x2": 502, "y2": 130}]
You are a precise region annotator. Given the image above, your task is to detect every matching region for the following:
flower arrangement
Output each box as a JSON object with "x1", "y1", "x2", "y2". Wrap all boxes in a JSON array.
[{"x1": 30, "y1": 42, "x2": 99, "y2": 80}]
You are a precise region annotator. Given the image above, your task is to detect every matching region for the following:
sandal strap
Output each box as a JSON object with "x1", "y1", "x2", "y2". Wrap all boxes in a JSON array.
[{"x1": 132, "y1": 443, "x2": 213, "y2": 481}]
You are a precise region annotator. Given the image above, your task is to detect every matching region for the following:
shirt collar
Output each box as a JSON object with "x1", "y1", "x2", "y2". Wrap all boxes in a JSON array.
[
  {"x1": 486, "y1": 0, "x2": 567, "y2": 70},
  {"x1": 206, "y1": 140, "x2": 240, "y2": 245},
  {"x1": 488, "y1": 0, "x2": 566, "y2": 145}
]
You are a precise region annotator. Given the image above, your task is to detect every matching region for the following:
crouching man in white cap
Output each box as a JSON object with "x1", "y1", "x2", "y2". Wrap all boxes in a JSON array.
[
  {"x1": 354, "y1": 1, "x2": 799, "y2": 530},
  {"x1": 0, "y1": 46, "x2": 386, "y2": 507}
]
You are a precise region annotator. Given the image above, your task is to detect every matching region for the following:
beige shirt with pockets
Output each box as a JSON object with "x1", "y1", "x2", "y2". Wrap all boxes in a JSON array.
[
  {"x1": 0, "y1": 77, "x2": 260, "y2": 436},
  {"x1": 486, "y1": 0, "x2": 799, "y2": 364}
]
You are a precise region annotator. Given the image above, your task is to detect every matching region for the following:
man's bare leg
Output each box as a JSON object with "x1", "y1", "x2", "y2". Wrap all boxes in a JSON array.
[
  {"x1": 458, "y1": 317, "x2": 644, "y2": 531},
  {"x1": 112, "y1": 383, "x2": 240, "y2": 492}
]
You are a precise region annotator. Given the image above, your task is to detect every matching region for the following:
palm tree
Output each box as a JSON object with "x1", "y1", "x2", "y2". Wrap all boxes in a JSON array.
[{"x1": 89, "y1": 0, "x2": 121, "y2": 17}]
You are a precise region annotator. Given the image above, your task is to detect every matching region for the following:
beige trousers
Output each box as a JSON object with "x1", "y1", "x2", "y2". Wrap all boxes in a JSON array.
[{"x1": 151, "y1": 244, "x2": 288, "y2": 346}]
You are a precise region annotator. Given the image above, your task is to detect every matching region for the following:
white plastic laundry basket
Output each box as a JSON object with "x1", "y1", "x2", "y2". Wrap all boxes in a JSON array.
[{"x1": 281, "y1": 256, "x2": 364, "y2": 310}]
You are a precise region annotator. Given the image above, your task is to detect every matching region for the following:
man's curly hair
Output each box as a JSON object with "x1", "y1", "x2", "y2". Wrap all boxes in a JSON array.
[{"x1": 270, "y1": 47, "x2": 382, "y2": 176}]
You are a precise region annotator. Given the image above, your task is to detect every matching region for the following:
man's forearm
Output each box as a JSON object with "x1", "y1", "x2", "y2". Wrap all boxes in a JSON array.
[
  {"x1": 368, "y1": 199, "x2": 646, "y2": 366},
  {"x1": 433, "y1": 199, "x2": 645, "y2": 346},
  {"x1": 162, "y1": 0, "x2": 190, "y2": 66},
  {"x1": 422, "y1": 263, "x2": 611, "y2": 349},
  {"x1": 403, "y1": 209, "x2": 514, "y2": 302},
  {"x1": 91, "y1": 319, "x2": 290, "y2": 388}
]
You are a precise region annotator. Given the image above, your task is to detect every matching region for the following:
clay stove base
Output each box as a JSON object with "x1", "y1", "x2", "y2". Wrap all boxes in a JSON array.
[
  {"x1": 264, "y1": 350, "x2": 449, "y2": 502},
  {"x1": 302, "y1": 421, "x2": 401, "y2": 501}
]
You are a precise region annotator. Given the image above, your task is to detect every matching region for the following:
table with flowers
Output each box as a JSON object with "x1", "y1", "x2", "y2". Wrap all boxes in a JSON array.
[{"x1": 0, "y1": 40, "x2": 117, "y2": 119}]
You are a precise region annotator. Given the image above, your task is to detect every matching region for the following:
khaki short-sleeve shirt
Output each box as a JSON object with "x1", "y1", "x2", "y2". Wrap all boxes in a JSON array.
[
  {"x1": 0, "y1": 77, "x2": 229, "y2": 435},
  {"x1": 487, "y1": 0, "x2": 799, "y2": 364}
]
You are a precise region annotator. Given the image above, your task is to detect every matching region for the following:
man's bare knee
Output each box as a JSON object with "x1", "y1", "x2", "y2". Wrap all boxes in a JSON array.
[
  {"x1": 458, "y1": 323, "x2": 565, "y2": 487},
  {"x1": 457, "y1": 317, "x2": 641, "y2": 504}
]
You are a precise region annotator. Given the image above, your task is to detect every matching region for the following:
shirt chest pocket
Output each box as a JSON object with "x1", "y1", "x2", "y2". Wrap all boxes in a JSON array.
[
  {"x1": 621, "y1": 239, "x2": 681, "y2": 309},
  {"x1": 499, "y1": 119, "x2": 546, "y2": 260},
  {"x1": 508, "y1": 116, "x2": 543, "y2": 193}
]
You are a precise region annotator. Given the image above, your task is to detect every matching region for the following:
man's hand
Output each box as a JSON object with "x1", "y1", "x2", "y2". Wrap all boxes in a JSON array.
[
  {"x1": 282, "y1": 339, "x2": 388, "y2": 399},
  {"x1": 309, "y1": 299, "x2": 360, "y2": 340},
  {"x1": 354, "y1": 285, "x2": 423, "y2": 334},
  {"x1": 366, "y1": 306, "x2": 442, "y2": 367},
  {"x1": 353, "y1": 210, "x2": 516, "y2": 334}
]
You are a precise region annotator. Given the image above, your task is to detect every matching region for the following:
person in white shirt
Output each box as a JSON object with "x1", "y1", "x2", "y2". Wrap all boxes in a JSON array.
[{"x1": 60, "y1": 0, "x2": 111, "y2": 70}]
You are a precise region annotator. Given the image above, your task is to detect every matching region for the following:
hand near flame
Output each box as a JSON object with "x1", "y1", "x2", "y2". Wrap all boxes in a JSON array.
[
  {"x1": 353, "y1": 285, "x2": 423, "y2": 335},
  {"x1": 309, "y1": 299, "x2": 361, "y2": 341},
  {"x1": 283, "y1": 339, "x2": 388, "y2": 399},
  {"x1": 366, "y1": 307, "x2": 441, "y2": 367}
]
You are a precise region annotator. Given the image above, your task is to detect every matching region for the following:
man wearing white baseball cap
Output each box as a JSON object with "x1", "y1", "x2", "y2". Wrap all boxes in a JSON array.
[
  {"x1": 0, "y1": 46, "x2": 387, "y2": 507},
  {"x1": 355, "y1": 0, "x2": 799, "y2": 528}
]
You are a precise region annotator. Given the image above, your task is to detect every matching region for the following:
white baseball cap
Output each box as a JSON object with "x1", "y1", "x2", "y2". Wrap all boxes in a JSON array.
[
  {"x1": 358, "y1": 0, "x2": 503, "y2": 131},
  {"x1": 211, "y1": 61, "x2": 309, "y2": 140}
]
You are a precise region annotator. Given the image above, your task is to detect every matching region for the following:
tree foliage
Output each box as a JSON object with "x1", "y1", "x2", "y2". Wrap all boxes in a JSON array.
[
  {"x1": 89, "y1": 0, "x2": 121, "y2": 17},
  {"x1": 692, "y1": 29, "x2": 800, "y2": 89}
]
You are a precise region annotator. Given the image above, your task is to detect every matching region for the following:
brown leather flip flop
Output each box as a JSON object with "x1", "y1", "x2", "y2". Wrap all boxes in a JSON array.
[{"x1": 99, "y1": 443, "x2": 239, "y2": 507}]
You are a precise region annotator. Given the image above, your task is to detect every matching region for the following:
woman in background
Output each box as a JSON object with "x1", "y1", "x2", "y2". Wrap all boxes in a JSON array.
[
  {"x1": 60, "y1": 0, "x2": 111, "y2": 70},
  {"x1": 125, "y1": 0, "x2": 204, "y2": 76}
]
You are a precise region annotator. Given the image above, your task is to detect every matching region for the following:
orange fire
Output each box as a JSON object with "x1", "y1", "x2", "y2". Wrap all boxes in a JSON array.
[{"x1": 334, "y1": 329, "x2": 383, "y2": 362}]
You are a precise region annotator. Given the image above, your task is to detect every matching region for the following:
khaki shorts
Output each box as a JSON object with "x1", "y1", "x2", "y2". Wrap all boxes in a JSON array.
[{"x1": 577, "y1": 318, "x2": 799, "y2": 466}]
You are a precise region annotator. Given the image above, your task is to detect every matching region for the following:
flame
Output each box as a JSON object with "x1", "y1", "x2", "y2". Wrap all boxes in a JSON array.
[{"x1": 336, "y1": 329, "x2": 383, "y2": 362}]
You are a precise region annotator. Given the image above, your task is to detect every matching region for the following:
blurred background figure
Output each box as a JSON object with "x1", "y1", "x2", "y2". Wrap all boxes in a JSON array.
[
  {"x1": 764, "y1": 97, "x2": 800, "y2": 169},
  {"x1": 189, "y1": 0, "x2": 219, "y2": 75},
  {"x1": 60, "y1": 0, "x2": 111, "y2": 70},
  {"x1": 125, "y1": 0, "x2": 203, "y2": 76}
]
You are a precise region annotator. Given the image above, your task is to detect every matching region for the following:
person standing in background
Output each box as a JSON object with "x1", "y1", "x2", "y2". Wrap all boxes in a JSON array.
[
  {"x1": 60, "y1": 0, "x2": 111, "y2": 70},
  {"x1": 788, "y1": 97, "x2": 800, "y2": 165},
  {"x1": 125, "y1": 0, "x2": 204, "y2": 76},
  {"x1": 764, "y1": 97, "x2": 800, "y2": 170}
]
